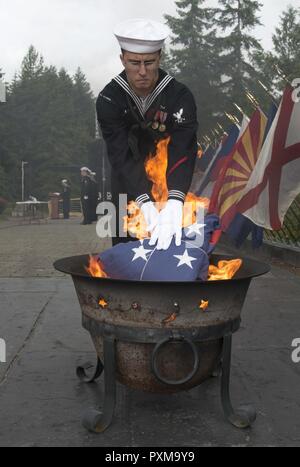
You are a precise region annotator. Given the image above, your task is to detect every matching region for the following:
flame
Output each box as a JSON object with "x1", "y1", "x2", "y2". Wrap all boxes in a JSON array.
[
  {"x1": 145, "y1": 137, "x2": 170, "y2": 207},
  {"x1": 199, "y1": 300, "x2": 209, "y2": 311},
  {"x1": 124, "y1": 137, "x2": 210, "y2": 239},
  {"x1": 197, "y1": 149, "x2": 203, "y2": 159},
  {"x1": 99, "y1": 298, "x2": 108, "y2": 309},
  {"x1": 184, "y1": 193, "x2": 210, "y2": 227},
  {"x1": 162, "y1": 312, "x2": 177, "y2": 325},
  {"x1": 85, "y1": 255, "x2": 108, "y2": 278},
  {"x1": 123, "y1": 201, "x2": 148, "y2": 240},
  {"x1": 208, "y1": 259, "x2": 242, "y2": 281}
]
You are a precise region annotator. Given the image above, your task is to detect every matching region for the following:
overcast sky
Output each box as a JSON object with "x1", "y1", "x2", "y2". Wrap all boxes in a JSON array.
[{"x1": 0, "y1": 0, "x2": 297, "y2": 95}]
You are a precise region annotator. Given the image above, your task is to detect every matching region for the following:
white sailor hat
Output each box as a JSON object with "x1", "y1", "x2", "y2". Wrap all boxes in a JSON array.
[
  {"x1": 114, "y1": 18, "x2": 169, "y2": 54},
  {"x1": 80, "y1": 167, "x2": 91, "y2": 172}
]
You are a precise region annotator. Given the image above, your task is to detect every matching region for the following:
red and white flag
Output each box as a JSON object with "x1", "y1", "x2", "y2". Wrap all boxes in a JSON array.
[{"x1": 237, "y1": 86, "x2": 300, "y2": 230}]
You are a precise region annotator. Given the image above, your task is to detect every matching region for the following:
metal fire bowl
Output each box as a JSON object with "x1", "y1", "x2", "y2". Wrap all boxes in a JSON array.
[{"x1": 54, "y1": 254, "x2": 270, "y2": 394}]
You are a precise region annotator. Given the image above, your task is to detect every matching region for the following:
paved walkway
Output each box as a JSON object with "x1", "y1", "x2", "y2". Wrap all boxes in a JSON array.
[
  {"x1": 0, "y1": 218, "x2": 111, "y2": 277},
  {"x1": 0, "y1": 218, "x2": 300, "y2": 446}
]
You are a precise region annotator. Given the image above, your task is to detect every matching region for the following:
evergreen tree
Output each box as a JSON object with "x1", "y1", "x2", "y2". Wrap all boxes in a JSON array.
[
  {"x1": 215, "y1": 0, "x2": 263, "y2": 115},
  {"x1": 0, "y1": 47, "x2": 96, "y2": 200},
  {"x1": 251, "y1": 6, "x2": 300, "y2": 104},
  {"x1": 272, "y1": 6, "x2": 300, "y2": 88},
  {"x1": 251, "y1": 48, "x2": 279, "y2": 102},
  {"x1": 20, "y1": 45, "x2": 44, "y2": 81},
  {"x1": 164, "y1": 0, "x2": 224, "y2": 137}
]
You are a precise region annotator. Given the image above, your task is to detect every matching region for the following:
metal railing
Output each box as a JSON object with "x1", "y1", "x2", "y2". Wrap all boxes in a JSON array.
[
  {"x1": 264, "y1": 195, "x2": 300, "y2": 249},
  {"x1": 58, "y1": 198, "x2": 82, "y2": 214}
]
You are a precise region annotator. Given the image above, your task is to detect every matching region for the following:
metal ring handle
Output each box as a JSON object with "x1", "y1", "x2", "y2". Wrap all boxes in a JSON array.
[
  {"x1": 151, "y1": 336, "x2": 200, "y2": 386},
  {"x1": 76, "y1": 358, "x2": 104, "y2": 383}
]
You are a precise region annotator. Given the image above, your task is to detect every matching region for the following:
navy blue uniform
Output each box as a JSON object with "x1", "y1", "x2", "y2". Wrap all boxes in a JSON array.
[
  {"x1": 61, "y1": 186, "x2": 70, "y2": 219},
  {"x1": 96, "y1": 68, "x2": 198, "y2": 243}
]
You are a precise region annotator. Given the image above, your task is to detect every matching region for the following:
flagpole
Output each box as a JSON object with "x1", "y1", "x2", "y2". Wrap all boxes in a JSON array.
[
  {"x1": 257, "y1": 80, "x2": 279, "y2": 106},
  {"x1": 274, "y1": 65, "x2": 292, "y2": 86},
  {"x1": 217, "y1": 122, "x2": 225, "y2": 133},
  {"x1": 233, "y1": 103, "x2": 245, "y2": 116},
  {"x1": 245, "y1": 90, "x2": 259, "y2": 110},
  {"x1": 225, "y1": 112, "x2": 240, "y2": 125},
  {"x1": 196, "y1": 145, "x2": 222, "y2": 196}
]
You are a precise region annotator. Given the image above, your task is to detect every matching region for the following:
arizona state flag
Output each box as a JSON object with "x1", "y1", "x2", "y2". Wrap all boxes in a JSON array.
[{"x1": 209, "y1": 108, "x2": 267, "y2": 231}]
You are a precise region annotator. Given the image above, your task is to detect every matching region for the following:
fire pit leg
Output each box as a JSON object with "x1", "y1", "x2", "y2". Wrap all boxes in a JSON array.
[
  {"x1": 221, "y1": 334, "x2": 256, "y2": 429},
  {"x1": 82, "y1": 336, "x2": 116, "y2": 433},
  {"x1": 76, "y1": 358, "x2": 104, "y2": 383}
]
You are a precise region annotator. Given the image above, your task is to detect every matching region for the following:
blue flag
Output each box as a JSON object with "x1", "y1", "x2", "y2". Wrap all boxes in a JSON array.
[
  {"x1": 98, "y1": 215, "x2": 220, "y2": 282},
  {"x1": 198, "y1": 145, "x2": 217, "y2": 172},
  {"x1": 196, "y1": 124, "x2": 240, "y2": 196}
]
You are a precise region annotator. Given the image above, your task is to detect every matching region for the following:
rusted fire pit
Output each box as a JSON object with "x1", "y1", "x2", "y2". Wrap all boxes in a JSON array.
[{"x1": 54, "y1": 253, "x2": 269, "y2": 433}]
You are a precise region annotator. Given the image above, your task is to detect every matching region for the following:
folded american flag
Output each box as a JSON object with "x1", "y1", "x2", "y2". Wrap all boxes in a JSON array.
[{"x1": 98, "y1": 215, "x2": 220, "y2": 281}]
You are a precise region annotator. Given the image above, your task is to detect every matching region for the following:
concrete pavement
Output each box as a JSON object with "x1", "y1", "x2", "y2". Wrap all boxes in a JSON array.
[{"x1": 0, "y1": 218, "x2": 300, "y2": 446}]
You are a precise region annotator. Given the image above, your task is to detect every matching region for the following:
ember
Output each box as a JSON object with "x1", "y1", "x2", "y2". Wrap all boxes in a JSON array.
[
  {"x1": 199, "y1": 300, "x2": 209, "y2": 311},
  {"x1": 162, "y1": 312, "x2": 177, "y2": 325},
  {"x1": 208, "y1": 259, "x2": 242, "y2": 281},
  {"x1": 85, "y1": 256, "x2": 108, "y2": 278},
  {"x1": 98, "y1": 298, "x2": 108, "y2": 309}
]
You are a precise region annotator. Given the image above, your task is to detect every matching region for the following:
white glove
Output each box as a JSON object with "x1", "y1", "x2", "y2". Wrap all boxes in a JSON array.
[
  {"x1": 140, "y1": 201, "x2": 159, "y2": 233},
  {"x1": 149, "y1": 199, "x2": 183, "y2": 250}
]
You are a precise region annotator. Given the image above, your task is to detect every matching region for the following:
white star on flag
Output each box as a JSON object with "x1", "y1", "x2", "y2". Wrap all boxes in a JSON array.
[
  {"x1": 132, "y1": 245, "x2": 152, "y2": 262},
  {"x1": 173, "y1": 249, "x2": 198, "y2": 269},
  {"x1": 186, "y1": 223, "x2": 206, "y2": 237}
]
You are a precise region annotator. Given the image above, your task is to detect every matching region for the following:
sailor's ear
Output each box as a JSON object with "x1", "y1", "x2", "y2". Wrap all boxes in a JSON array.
[{"x1": 120, "y1": 51, "x2": 125, "y2": 67}]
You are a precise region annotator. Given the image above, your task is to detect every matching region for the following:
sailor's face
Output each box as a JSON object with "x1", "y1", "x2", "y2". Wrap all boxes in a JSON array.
[{"x1": 121, "y1": 51, "x2": 161, "y2": 96}]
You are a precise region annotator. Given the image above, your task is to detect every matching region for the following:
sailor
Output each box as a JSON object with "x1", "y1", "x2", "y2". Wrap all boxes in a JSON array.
[
  {"x1": 61, "y1": 179, "x2": 71, "y2": 220},
  {"x1": 88, "y1": 171, "x2": 99, "y2": 222},
  {"x1": 97, "y1": 18, "x2": 198, "y2": 248},
  {"x1": 80, "y1": 167, "x2": 93, "y2": 225}
]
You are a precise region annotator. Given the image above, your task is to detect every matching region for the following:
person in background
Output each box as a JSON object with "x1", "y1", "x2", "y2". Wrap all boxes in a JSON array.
[
  {"x1": 80, "y1": 167, "x2": 93, "y2": 225},
  {"x1": 89, "y1": 171, "x2": 99, "y2": 222},
  {"x1": 61, "y1": 179, "x2": 71, "y2": 220}
]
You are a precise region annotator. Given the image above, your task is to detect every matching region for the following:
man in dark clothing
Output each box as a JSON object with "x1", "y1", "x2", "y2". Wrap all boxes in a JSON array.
[
  {"x1": 61, "y1": 179, "x2": 71, "y2": 220},
  {"x1": 97, "y1": 19, "x2": 198, "y2": 249},
  {"x1": 80, "y1": 167, "x2": 93, "y2": 225},
  {"x1": 89, "y1": 171, "x2": 100, "y2": 222}
]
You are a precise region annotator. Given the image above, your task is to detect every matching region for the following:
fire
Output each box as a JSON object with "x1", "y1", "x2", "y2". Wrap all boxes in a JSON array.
[
  {"x1": 145, "y1": 137, "x2": 170, "y2": 207},
  {"x1": 199, "y1": 300, "x2": 209, "y2": 311},
  {"x1": 99, "y1": 298, "x2": 108, "y2": 309},
  {"x1": 197, "y1": 148, "x2": 203, "y2": 159},
  {"x1": 208, "y1": 259, "x2": 242, "y2": 281},
  {"x1": 162, "y1": 312, "x2": 177, "y2": 325},
  {"x1": 124, "y1": 137, "x2": 210, "y2": 239},
  {"x1": 123, "y1": 201, "x2": 148, "y2": 240},
  {"x1": 184, "y1": 193, "x2": 210, "y2": 227},
  {"x1": 85, "y1": 255, "x2": 108, "y2": 278}
]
